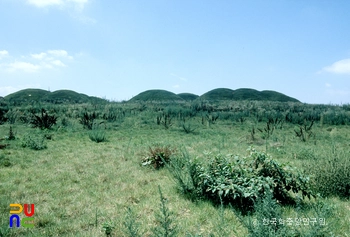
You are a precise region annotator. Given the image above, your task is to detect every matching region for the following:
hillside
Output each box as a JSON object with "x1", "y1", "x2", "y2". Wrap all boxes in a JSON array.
[
  {"x1": 4, "y1": 88, "x2": 106, "y2": 105},
  {"x1": 129, "y1": 89, "x2": 185, "y2": 102},
  {"x1": 198, "y1": 88, "x2": 299, "y2": 102},
  {"x1": 177, "y1": 93, "x2": 199, "y2": 101}
]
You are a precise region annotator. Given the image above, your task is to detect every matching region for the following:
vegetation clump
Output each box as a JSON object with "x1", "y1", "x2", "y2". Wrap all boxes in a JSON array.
[
  {"x1": 30, "y1": 108, "x2": 58, "y2": 129},
  {"x1": 168, "y1": 148, "x2": 314, "y2": 213},
  {"x1": 21, "y1": 134, "x2": 47, "y2": 150},
  {"x1": 142, "y1": 145, "x2": 176, "y2": 169}
]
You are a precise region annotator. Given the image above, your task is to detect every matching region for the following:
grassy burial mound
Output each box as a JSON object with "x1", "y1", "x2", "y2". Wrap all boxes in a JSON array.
[
  {"x1": 177, "y1": 93, "x2": 199, "y2": 101},
  {"x1": 4, "y1": 88, "x2": 106, "y2": 105},
  {"x1": 129, "y1": 89, "x2": 185, "y2": 102},
  {"x1": 4, "y1": 88, "x2": 50, "y2": 105},
  {"x1": 198, "y1": 88, "x2": 300, "y2": 102}
]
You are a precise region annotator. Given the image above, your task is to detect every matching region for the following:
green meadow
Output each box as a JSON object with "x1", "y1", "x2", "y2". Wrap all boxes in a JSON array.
[{"x1": 0, "y1": 92, "x2": 350, "y2": 236}]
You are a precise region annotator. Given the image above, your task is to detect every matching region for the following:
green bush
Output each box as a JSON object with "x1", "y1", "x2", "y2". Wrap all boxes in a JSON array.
[
  {"x1": 237, "y1": 193, "x2": 335, "y2": 237},
  {"x1": 21, "y1": 134, "x2": 47, "y2": 150},
  {"x1": 80, "y1": 111, "x2": 98, "y2": 130},
  {"x1": 88, "y1": 125, "x2": 107, "y2": 143},
  {"x1": 308, "y1": 151, "x2": 350, "y2": 198},
  {"x1": 30, "y1": 109, "x2": 58, "y2": 129},
  {"x1": 167, "y1": 148, "x2": 314, "y2": 213}
]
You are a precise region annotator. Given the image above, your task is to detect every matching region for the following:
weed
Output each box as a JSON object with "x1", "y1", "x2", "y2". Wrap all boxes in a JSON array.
[
  {"x1": 30, "y1": 108, "x2": 58, "y2": 129},
  {"x1": 89, "y1": 125, "x2": 107, "y2": 143},
  {"x1": 142, "y1": 145, "x2": 176, "y2": 169},
  {"x1": 102, "y1": 221, "x2": 115, "y2": 236},
  {"x1": 0, "y1": 154, "x2": 12, "y2": 167},
  {"x1": 80, "y1": 111, "x2": 97, "y2": 129},
  {"x1": 7, "y1": 126, "x2": 15, "y2": 140},
  {"x1": 152, "y1": 186, "x2": 178, "y2": 237},
  {"x1": 123, "y1": 207, "x2": 142, "y2": 237},
  {"x1": 21, "y1": 134, "x2": 47, "y2": 150}
]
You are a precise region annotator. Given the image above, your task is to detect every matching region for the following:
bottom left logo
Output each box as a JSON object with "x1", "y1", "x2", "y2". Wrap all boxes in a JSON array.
[{"x1": 9, "y1": 204, "x2": 35, "y2": 228}]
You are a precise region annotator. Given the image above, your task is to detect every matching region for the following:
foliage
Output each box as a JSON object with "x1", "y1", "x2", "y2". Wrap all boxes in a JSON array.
[
  {"x1": 308, "y1": 150, "x2": 350, "y2": 198},
  {"x1": 7, "y1": 126, "x2": 15, "y2": 140},
  {"x1": 30, "y1": 108, "x2": 58, "y2": 129},
  {"x1": 294, "y1": 120, "x2": 314, "y2": 142},
  {"x1": 79, "y1": 111, "x2": 98, "y2": 129},
  {"x1": 21, "y1": 134, "x2": 47, "y2": 150},
  {"x1": 102, "y1": 221, "x2": 115, "y2": 236},
  {"x1": 237, "y1": 193, "x2": 335, "y2": 237},
  {"x1": 123, "y1": 207, "x2": 142, "y2": 237},
  {"x1": 181, "y1": 120, "x2": 197, "y2": 134},
  {"x1": 168, "y1": 148, "x2": 314, "y2": 213},
  {"x1": 142, "y1": 145, "x2": 176, "y2": 169},
  {"x1": 89, "y1": 124, "x2": 107, "y2": 143},
  {"x1": 0, "y1": 154, "x2": 12, "y2": 167},
  {"x1": 152, "y1": 186, "x2": 178, "y2": 237}
]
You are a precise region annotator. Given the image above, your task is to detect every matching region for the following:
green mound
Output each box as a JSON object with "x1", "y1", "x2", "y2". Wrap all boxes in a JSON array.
[
  {"x1": 261, "y1": 90, "x2": 299, "y2": 102},
  {"x1": 44, "y1": 90, "x2": 90, "y2": 103},
  {"x1": 198, "y1": 88, "x2": 299, "y2": 102},
  {"x1": 199, "y1": 88, "x2": 235, "y2": 100},
  {"x1": 129, "y1": 89, "x2": 185, "y2": 102},
  {"x1": 4, "y1": 88, "x2": 107, "y2": 105},
  {"x1": 4, "y1": 89, "x2": 50, "y2": 104},
  {"x1": 177, "y1": 93, "x2": 199, "y2": 101}
]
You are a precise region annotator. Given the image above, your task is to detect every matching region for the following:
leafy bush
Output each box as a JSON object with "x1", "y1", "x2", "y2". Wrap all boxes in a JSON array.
[
  {"x1": 89, "y1": 127, "x2": 107, "y2": 143},
  {"x1": 21, "y1": 134, "x2": 47, "y2": 150},
  {"x1": 142, "y1": 145, "x2": 176, "y2": 169},
  {"x1": 167, "y1": 148, "x2": 314, "y2": 213},
  {"x1": 30, "y1": 109, "x2": 58, "y2": 129},
  {"x1": 79, "y1": 111, "x2": 97, "y2": 130},
  {"x1": 308, "y1": 151, "x2": 350, "y2": 198}
]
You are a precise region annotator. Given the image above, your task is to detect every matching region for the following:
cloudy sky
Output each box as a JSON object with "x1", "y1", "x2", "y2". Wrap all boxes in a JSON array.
[{"x1": 1, "y1": 0, "x2": 350, "y2": 104}]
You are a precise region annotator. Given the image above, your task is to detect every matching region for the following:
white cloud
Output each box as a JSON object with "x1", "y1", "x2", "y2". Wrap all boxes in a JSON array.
[
  {"x1": 173, "y1": 84, "x2": 180, "y2": 89},
  {"x1": 51, "y1": 60, "x2": 66, "y2": 67},
  {"x1": 322, "y1": 58, "x2": 350, "y2": 75},
  {"x1": 26, "y1": 0, "x2": 88, "y2": 10},
  {"x1": 325, "y1": 83, "x2": 331, "y2": 88},
  {"x1": 48, "y1": 50, "x2": 73, "y2": 60},
  {"x1": 7, "y1": 61, "x2": 40, "y2": 73},
  {"x1": 0, "y1": 50, "x2": 9, "y2": 59},
  {"x1": 31, "y1": 52, "x2": 47, "y2": 60},
  {"x1": 0, "y1": 49, "x2": 72, "y2": 73},
  {"x1": 27, "y1": 0, "x2": 63, "y2": 8}
]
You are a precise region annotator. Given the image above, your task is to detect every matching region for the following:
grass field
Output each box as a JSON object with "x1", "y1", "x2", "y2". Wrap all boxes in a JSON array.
[{"x1": 0, "y1": 101, "x2": 349, "y2": 236}]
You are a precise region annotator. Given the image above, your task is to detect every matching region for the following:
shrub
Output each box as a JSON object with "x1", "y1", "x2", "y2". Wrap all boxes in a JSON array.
[
  {"x1": 79, "y1": 111, "x2": 97, "y2": 130},
  {"x1": 30, "y1": 109, "x2": 58, "y2": 129},
  {"x1": 237, "y1": 194, "x2": 335, "y2": 237},
  {"x1": 142, "y1": 145, "x2": 176, "y2": 169},
  {"x1": 89, "y1": 128, "x2": 107, "y2": 143},
  {"x1": 21, "y1": 134, "x2": 47, "y2": 150},
  {"x1": 167, "y1": 148, "x2": 314, "y2": 213},
  {"x1": 181, "y1": 120, "x2": 197, "y2": 134},
  {"x1": 308, "y1": 151, "x2": 350, "y2": 198}
]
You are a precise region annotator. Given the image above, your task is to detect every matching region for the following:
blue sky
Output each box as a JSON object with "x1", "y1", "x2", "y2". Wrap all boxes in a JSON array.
[{"x1": 1, "y1": 0, "x2": 350, "y2": 104}]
